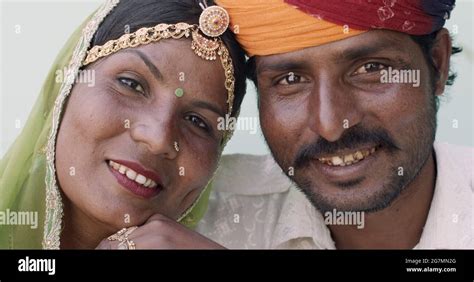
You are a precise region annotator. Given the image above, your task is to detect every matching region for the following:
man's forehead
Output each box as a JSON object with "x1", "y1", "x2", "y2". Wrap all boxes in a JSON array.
[{"x1": 255, "y1": 30, "x2": 414, "y2": 72}]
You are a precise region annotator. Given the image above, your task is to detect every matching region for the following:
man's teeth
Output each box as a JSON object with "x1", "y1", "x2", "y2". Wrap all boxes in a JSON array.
[
  {"x1": 108, "y1": 160, "x2": 158, "y2": 188},
  {"x1": 318, "y1": 147, "x2": 377, "y2": 167}
]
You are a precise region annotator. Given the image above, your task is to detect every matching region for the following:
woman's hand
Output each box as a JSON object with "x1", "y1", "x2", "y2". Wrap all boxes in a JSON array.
[{"x1": 96, "y1": 214, "x2": 225, "y2": 249}]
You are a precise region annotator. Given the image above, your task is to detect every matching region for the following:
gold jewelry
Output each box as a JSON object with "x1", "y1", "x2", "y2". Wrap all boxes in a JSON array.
[
  {"x1": 116, "y1": 238, "x2": 136, "y2": 250},
  {"x1": 126, "y1": 239, "x2": 136, "y2": 250},
  {"x1": 107, "y1": 226, "x2": 138, "y2": 250},
  {"x1": 107, "y1": 226, "x2": 137, "y2": 241},
  {"x1": 174, "y1": 141, "x2": 180, "y2": 152},
  {"x1": 82, "y1": 4, "x2": 235, "y2": 117},
  {"x1": 83, "y1": 23, "x2": 195, "y2": 66},
  {"x1": 117, "y1": 240, "x2": 127, "y2": 250},
  {"x1": 199, "y1": 5, "x2": 230, "y2": 37}
]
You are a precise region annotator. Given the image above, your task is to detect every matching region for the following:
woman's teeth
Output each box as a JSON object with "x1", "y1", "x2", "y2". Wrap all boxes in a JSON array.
[
  {"x1": 108, "y1": 160, "x2": 158, "y2": 188},
  {"x1": 318, "y1": 147, "x2": 377, "y2": 167}
]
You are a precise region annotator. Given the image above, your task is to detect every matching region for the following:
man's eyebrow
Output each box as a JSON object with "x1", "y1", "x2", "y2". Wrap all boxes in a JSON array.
[
  {"x1": 334, "y1": 40, "x2": 406, "y2": 63},
  {"x1": 191, "y1": 99, "x2": 226, "y2": 117},
  {"x1": 257, "y1": 40, "x2": 408, "y2": 74},
  {"x1": 257, "y1": 60, "x2": 309, "y2": 75},
  {"x1": 122, "y1": 49, "x2": 162, "y2": 81}
]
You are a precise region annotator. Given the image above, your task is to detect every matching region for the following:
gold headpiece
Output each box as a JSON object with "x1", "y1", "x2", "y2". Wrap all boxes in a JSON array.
[{"x1": 83, "y1": 4, "x2": 235, "y2": 116}]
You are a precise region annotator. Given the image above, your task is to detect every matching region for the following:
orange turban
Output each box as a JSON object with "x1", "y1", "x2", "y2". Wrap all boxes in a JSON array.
[
  {"x1": 215, "y1": 0, "x2": 455, "y2": 57},
  {"x1": 216, "y1": 0, "x2": 365, "y2": 56}
]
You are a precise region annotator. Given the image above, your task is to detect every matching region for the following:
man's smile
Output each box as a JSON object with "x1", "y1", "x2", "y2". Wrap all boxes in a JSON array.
[
  {"x1": 308, "y1": 145, "x2": 385, "y2": 183},
  {"x1": 317, "y1": 146, "x2": 379, "y2": 167}
]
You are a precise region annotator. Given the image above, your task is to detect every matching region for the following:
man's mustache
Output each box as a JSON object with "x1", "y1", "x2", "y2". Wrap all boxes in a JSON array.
[{"x1": 293, "y1": 125, "x2": 400, "y2": 169}]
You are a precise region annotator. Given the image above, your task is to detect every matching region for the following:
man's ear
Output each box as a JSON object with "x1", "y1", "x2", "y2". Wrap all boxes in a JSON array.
[{"x1": 431, "y1": 28, "x2": 452, "y2": 96}]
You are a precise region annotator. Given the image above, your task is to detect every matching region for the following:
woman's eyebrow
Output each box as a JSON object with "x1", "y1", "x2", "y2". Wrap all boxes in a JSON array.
[
  {"x1": 122, "y1": 49, "x2": 163, "y2": 81},
  {"x1": 191, "y1": 99, "x2": 225, "y2": 117}
]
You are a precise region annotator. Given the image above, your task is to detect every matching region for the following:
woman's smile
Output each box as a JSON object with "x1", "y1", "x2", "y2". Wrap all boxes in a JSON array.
[{"x1": 107, "y1": 159, "x2": 164, "y2": 199}]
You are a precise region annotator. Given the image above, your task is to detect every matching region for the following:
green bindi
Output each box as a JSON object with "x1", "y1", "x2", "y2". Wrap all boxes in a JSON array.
[{"x1": 175, "y1": 88, "x2": 184, "y2": 97}]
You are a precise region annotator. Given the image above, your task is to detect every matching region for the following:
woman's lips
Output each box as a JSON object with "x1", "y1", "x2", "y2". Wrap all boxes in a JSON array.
[{"x1": 107, "y1": 159, "x2": 163, "y2": 199}]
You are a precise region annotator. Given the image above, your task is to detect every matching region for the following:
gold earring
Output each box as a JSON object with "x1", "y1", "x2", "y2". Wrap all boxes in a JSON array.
[{"x1": 174, "y1": 141, "x2": 180, "y2": 152}]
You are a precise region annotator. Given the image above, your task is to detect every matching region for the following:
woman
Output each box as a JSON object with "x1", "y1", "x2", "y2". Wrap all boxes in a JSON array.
[{"x1": 0, "y1": 0, "x2": 246, "y2": 249}]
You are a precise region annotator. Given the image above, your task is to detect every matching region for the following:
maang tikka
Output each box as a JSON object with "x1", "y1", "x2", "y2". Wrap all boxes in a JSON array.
[{"x1": 83, "y1": 0, "x2": 235, "y2": 116}]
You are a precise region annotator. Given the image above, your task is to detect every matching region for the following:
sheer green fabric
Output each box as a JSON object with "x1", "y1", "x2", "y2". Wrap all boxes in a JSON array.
[
  {"x1": 0, "y1": 1, "x2": 216, "y2": 249},
  {"x1": 0, "y1": 20, "x2": 85, "y2": 248}
]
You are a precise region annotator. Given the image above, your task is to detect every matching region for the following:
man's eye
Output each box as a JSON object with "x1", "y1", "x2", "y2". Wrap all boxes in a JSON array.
[
  {"x1": 353, "y1": 62, "x2": 388, "y2": 75},
  {"x1": 185, "y1": 115, "x2": 209, "y2": 131},
  {"x1": 118, "y1": 77, "x2": 145, "y2": 94},
  {"x1": 277, "y1": 72, "x2": 305, "y2": 85}
]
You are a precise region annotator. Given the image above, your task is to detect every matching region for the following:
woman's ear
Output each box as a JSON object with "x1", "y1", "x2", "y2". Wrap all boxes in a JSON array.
[{"x1": 431, "y1": 28, "x2": 452, "y2": 96}]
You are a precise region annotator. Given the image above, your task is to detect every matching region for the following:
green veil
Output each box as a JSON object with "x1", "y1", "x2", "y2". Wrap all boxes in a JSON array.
[{"x1": 0, "y1": 0, "x2": 216, "y2": 249}]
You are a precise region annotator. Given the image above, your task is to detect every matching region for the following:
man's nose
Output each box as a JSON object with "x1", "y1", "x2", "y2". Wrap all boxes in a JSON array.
[{"x1": 308, "y1": 76, "x2": 363, "y2": 142}]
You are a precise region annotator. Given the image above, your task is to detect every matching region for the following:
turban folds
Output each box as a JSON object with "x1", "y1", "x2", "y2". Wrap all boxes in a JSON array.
[{"x1": 215, "y1": 0, "x2": 455, "y2": 56}]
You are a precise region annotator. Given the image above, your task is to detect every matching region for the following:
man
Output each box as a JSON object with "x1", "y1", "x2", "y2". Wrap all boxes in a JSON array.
[{"x1": 196, "y1": 0, "x2": 473, "y2": 249}]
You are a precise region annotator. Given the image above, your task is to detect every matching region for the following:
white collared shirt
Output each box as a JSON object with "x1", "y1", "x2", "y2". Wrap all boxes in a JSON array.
[{"x1": 196, "y1": 143, "x2": 474, "y2": 249}]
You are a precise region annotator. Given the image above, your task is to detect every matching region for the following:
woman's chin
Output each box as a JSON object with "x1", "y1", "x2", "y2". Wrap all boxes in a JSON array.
[{"x1": 98, "y1": 209, "x2": 151, "y2": 231}]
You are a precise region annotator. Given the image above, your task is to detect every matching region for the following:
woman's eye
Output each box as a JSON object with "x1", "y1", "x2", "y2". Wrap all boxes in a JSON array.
[
  {"x1": 118, "y1": 77, "x2": 145, "y2": 94},
  {"x1": 277, "y1": 72, "x2": 305, "y2": 85},
  {"x1": 353, "y1": 62, "x2": 388, "y2": 75},
  {"x1": 185, "y1": 115, "x2": 209, "y2": 131}
]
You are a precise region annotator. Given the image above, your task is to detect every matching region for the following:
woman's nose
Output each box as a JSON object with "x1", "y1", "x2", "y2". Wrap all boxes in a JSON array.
[{"x1": 129, "y1": 105, "x2": 179, "y2": 159}]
